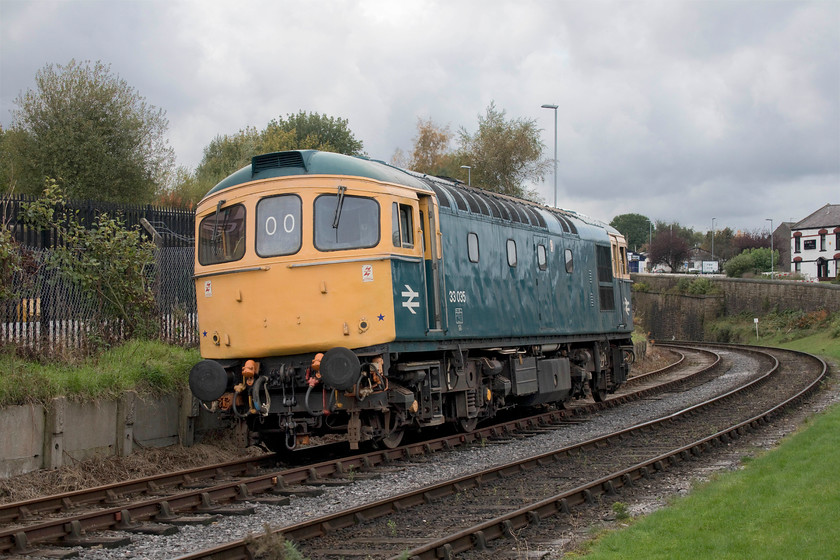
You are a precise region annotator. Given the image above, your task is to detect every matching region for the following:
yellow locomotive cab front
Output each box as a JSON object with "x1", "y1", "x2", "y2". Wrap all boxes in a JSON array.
[{"x1": 194, "y1": 175, "x2": 410, "y2": 359}]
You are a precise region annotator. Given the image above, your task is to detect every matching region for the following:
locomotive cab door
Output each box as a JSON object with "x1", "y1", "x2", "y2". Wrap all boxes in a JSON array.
[
  {"x1": 419, "y1": 194, "x2": 445, "y2": 332},
  {"x1": 534, "y1": 236, "x2": 552, "y2": 329},
  {"x1": 609, "y1": 234, "x2": 632, "y2": 329}
]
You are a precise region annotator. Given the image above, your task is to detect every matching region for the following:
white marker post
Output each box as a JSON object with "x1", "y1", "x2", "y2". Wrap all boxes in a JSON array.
[{"x1": 754, "y1": 317, "x2": 759, "y2": 341}]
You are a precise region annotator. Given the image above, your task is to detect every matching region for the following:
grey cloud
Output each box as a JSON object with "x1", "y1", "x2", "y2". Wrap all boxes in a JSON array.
[{"x1": 1, "y1": 0, "x2": 836, "y2": 231}]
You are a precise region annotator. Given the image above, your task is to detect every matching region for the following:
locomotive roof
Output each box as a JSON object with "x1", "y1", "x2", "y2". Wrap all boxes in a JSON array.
[
  {"x1": 203, "y1": 150, "x2": 433, "y2": 198},
  {"x1": 203, "y1": 150, "x2": 619, "y2": 241}
]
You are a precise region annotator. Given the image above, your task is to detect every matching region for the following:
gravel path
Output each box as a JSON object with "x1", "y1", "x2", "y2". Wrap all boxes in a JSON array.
[{"x1": 52, "y1": 347, "x2": 823, "y2": 560}]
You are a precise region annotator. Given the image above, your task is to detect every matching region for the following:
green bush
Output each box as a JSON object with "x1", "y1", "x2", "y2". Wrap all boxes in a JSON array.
[
  {"x1": 632, "y1": 282, "x2": 651, "y2": 293},
  {"x1": 686, "y1": 277, "x2": 716, "y2": 295},
  {"x1": 21, "y1": 180, "x2": 158, "y2": 347},
  {"x1": 724, "y1": 252, "x2": 756, "y2": 278},
  {"x1": 0, "y1": 222, "x2": 22, "y2": 302},
  {"x1": 724, "y1": 248, "x2": 780, "y2": 278},
  {"x1": 668, "y1": 277, "x2": 719, "y2": 295}
]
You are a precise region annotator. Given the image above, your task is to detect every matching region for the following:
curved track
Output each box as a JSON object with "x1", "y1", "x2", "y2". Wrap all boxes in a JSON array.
[
  {"x1": 0, "y1": 344, "x2": 758, "y2": 558},
  {"x1": 172, "y1": 344, "x2": 826, "y2": 560}
]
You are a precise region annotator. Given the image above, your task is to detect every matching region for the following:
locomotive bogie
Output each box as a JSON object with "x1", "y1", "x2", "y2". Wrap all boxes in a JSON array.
[{"x1": 189, "y1": 150, "x2": 635, "y2": 452}]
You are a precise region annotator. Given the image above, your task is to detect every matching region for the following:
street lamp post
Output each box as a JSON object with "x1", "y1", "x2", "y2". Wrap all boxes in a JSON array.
[
  {"x1": 460, "y1": 165, "x2": 471, "y2": 186},
  {"x1": 541, "y1": 104, "x2": 558, "y2": 207},
  {"x1": 647, "y1": 219, "x2": 653, "y2": 272},
  {"x1": 766, "y1": 218, "x2": 774, "y2": 278},
  {"x1": 711, "y1": 217, "x2": 716, "y2": 261}
]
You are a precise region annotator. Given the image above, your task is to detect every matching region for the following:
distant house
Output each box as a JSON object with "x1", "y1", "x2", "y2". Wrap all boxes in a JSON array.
[
  {"x1": 790, "y1": 204, "x2": 840, "y2": 281},
  {"x1": 686, "y1": 247, "x2": 719, "y2": 274}
]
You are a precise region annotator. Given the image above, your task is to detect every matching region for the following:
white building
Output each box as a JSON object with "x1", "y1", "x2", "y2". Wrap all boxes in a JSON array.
[{"x1": 790, "y1": 204, "x2": 840, "y2": 281}]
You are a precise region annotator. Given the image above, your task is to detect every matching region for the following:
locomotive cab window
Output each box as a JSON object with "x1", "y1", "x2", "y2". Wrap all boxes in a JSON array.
[
  {"x1": 392, "y1": 202, "x2": 414, "y2": 248},
  {"x1": 198, "y1": 203, "x2": 247, "y2": 265},
  {"x1": 315, "y1": 194, "x2": 380, "y2": 251},
  {"x1": 507, "y1": 239, "x2": 517, "y2": 267},
  {"x1": 468, "y1": 232, "x2": 479, "y2": 263},
  {"x1": 564, "y1": 249, "x2": 574, "y2": 273},
  {"x1": 256, "y1": 195, "x2": 301, "y2": 257}
]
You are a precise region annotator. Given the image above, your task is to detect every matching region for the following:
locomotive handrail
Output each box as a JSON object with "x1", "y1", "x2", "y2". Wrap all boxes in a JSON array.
[
  {"x1": 287, "y1": 254, "x2": 424, "y2": 268},
  {"x1": 193, "y1": 265, "x2": 271, "y2": 279}
]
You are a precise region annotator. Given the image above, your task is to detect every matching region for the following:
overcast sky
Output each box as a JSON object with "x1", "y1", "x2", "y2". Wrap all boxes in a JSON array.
[{"x1": 1, "y1": 0, "x2": 837, "y2": 233}]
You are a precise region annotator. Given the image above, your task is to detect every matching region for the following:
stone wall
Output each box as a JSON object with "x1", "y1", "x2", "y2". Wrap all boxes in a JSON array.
[
  {"x1": 632, "y1": 274, "x2": 840, "y2": 314},
  {"x1": 633, "y1": 291, "x2": 724, "y2": 341},
  {"x1": 630, "y1": 273, "x2": 840, "y2": 341}
]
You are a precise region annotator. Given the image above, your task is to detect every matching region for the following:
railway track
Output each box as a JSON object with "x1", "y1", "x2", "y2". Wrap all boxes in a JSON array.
[
  {"x1": 169, "y1": 344, "x2": 826, "y2": 560},
  {"x1": 0, "y1": 345, "x2": 739, "y2": 558}
]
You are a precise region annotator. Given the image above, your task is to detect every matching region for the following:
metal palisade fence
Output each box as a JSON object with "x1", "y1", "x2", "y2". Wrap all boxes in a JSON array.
[{"x1": 1, "y1": 195, "x2": 198, "y2": 352}]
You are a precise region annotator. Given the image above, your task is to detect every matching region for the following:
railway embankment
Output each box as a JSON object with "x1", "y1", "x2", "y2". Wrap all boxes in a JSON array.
[{"x1": 631, "y1": 273, "x2": 840, "y2": 341}]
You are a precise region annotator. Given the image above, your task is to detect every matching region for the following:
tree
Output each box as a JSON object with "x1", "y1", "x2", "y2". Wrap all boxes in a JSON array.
[
  {"x1": 649, "y1": 223, "x2": 690, "y2": 272},
  {"x1": 610, "y1": 213, "x2": 652, "y2": 252},
  {"x1": 732, "y1": 228, "x2": 770, "y2": 253},
  {"x1": 264, "y1": 111, "x2": 365, "y2": 156},
  {"x1": 405, "y1": 117, "x2": 460, "y2": 178},
  {"x1": 8, "y1": 60, "x2": 174, "y2": 203},
  {"x1": 703, "y1": 226, "x2": 736, "y2": 261},
  {"x1": 172, "y1": 112, "x2": 365, "y2": 205},
  {"x1": 0, "y1": 125, "x2": 26, "y2": 194},
  {"x1": 457, "y1": 102, "x2": 549, "y2": 200}
]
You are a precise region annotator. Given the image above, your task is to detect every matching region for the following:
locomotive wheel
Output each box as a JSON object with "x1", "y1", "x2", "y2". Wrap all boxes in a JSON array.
[
  {"x1": 381, "y1": 428, "x2": 404, "y2": 449},
  {"x1": 458, "y1": 417, "x2": 478, "y2": 433},
  {"x1": 374, "y1": 411, "x2": 404, "y2": 449}
]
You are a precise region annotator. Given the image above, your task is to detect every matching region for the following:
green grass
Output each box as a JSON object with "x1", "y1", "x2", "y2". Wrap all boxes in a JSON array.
[
  {"x1": 577, "y1": 401, "x2": 840, "y2": 559},
  {"x1": 704, "y1": 310, "x2": 840, "y2": 362},
  {"x1": 0, "y1": 340, "x2": 199, "y2": 406},
  {"x1": 771, "y1": 330, "x2": 840, "y2": 362}
]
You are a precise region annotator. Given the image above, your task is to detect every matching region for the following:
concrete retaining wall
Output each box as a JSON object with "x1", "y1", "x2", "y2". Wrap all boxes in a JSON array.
[
  {"x1": 0, "y1": 404, "x2": 45, "y2": 477},
  {"x1": 0, "y1": 389, "x2": 201, "y2": 479}
]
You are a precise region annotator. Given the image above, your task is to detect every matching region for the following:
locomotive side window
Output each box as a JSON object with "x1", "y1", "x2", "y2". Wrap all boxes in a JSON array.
[
  {"x1": 315, "y1": 194, "x2": 380, "y2": 251},
  {"x1": 256, "y1": 195, "x2": 301, "y2": 257},
  {"x1": 392, "y1": 202, "x2": 414, "y2": 248},
  {"x1": 468, "y1": 232, "x2": 479, "y2": 263},
  {"x1": 198, "y1": 203, "x2": 246, "y2": 265},
  {"x1": 537, "y1": 244, "x2": 547, "y2": 271},
  {"x1": 597, "y1": 245, "x2": 613, "y2": 283},
  {"x1": 507, "y1": 239, "x2": 517, "y2": 267},
  {"x1": 565, "y1": 249, "x2": 574, "y2": 273},
  {"x1": 399, "y1": 204, "x2": 413, "y2": 247}
]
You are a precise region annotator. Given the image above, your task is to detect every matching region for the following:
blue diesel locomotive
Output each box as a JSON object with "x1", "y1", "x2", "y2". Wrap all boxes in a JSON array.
[{"x1": 188, "y1": 150, "x2": 634, "y2": 451}]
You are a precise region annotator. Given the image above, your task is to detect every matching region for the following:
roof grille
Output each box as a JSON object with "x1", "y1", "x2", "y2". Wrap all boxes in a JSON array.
[
  {"x1": 427, "y1": 183, "x2": 451, "y2": 207},
  {"x1": 252, "y1": 152, "x2": 306, "y2": 175}
]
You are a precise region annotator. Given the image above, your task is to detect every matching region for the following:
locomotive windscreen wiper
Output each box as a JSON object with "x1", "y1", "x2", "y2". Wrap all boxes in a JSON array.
[
  {"x1": 211, "y1": 199, "x2": 226, "y2": 255},
  {"x1": 332, "y1": 185, "x2": 347, "y2": 229}
]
